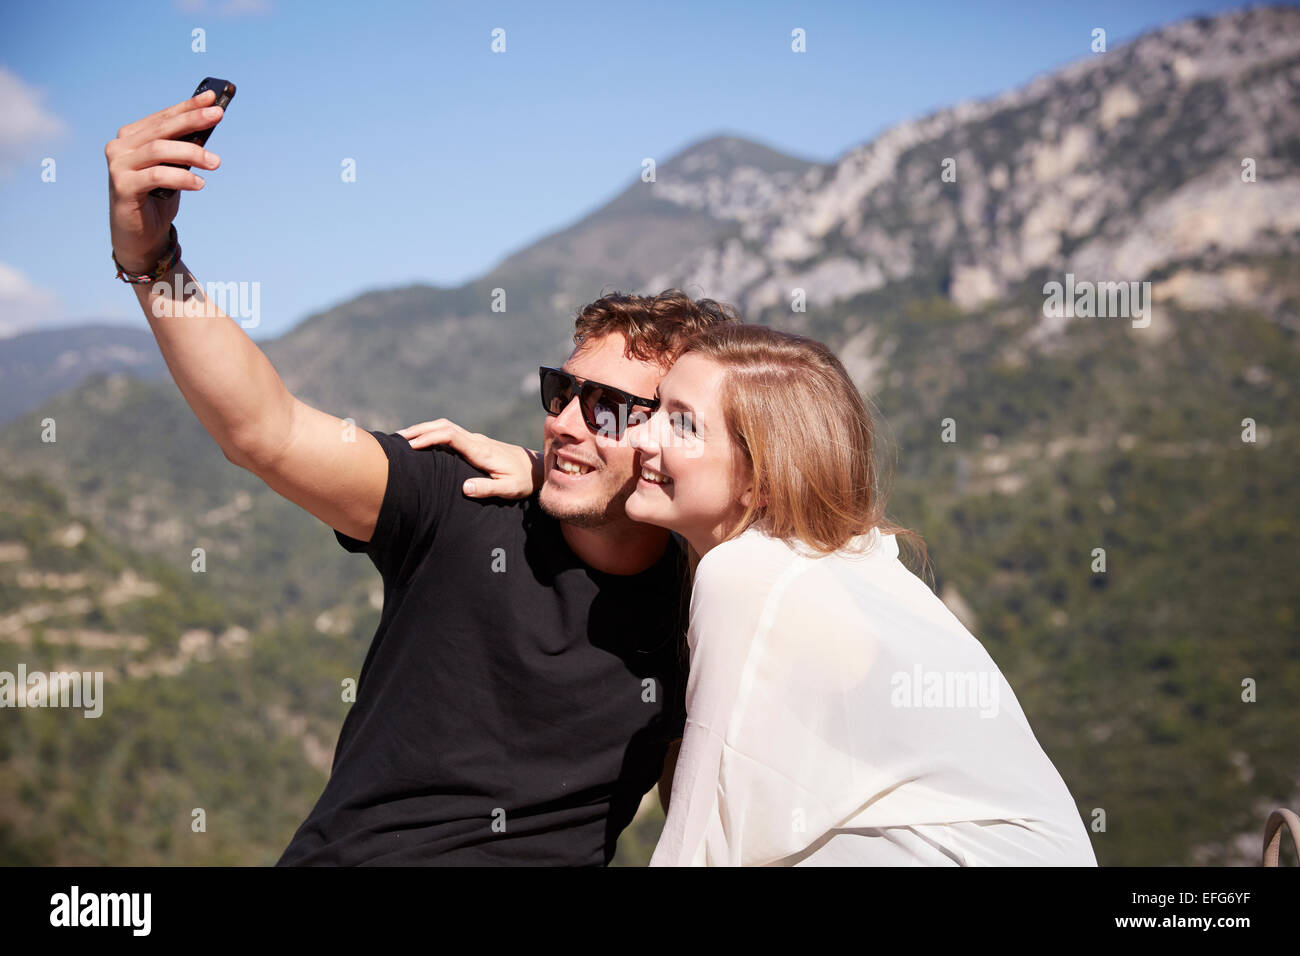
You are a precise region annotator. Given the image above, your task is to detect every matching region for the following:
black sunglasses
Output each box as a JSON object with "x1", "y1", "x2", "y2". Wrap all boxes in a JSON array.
[{"x1": 538, "y1": 366, "x2": 660, "y2": 438}]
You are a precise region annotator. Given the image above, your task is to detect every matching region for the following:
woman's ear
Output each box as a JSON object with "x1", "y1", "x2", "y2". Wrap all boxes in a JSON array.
[
  {"x1": 735, "y1": 454, "x2": 764, "y2": 510},
  {"x1": 739, "y1": 481, "x2": 766, "y2": 510}
]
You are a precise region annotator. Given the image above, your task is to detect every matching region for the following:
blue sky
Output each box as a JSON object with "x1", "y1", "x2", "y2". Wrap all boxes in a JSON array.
[{"x1": 0, "y1": 0, "x2": 1256, "y2": 340}]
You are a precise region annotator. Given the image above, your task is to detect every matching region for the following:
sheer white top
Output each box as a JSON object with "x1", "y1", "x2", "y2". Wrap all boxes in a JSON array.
[{"x1": 649, "y1": 524, "x2": 1097, "y2": 867}]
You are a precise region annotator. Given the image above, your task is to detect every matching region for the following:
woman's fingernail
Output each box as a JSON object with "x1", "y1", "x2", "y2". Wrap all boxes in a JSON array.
[{"x1": 463, "y1": 480, "x2": 476, "y2": 495}]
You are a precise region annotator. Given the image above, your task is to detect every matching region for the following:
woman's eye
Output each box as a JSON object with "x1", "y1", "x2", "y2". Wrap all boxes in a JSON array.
[{"x1": 673, "y1": 412, "x2": 695, "y2": 436}]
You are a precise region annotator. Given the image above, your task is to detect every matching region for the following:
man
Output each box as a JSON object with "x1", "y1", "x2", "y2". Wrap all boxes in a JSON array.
[{"x1": 105, "y1": 89, "x2": 739, "y2": 864}]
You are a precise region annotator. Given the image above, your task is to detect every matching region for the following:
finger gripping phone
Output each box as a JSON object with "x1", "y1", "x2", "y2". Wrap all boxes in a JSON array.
[{"x1": 150, "y1": 77, "x2": 236, "y2": 200}]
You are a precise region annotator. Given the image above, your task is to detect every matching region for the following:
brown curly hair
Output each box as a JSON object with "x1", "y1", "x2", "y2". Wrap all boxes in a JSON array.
[{"x1": 571, "y1": 289, "x2": 742, "y2": 367}]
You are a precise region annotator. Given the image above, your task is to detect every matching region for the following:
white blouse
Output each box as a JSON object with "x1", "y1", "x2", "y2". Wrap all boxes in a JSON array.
[{"x1": 649, "y1": 524, "x2": 1097, "y2": 867}]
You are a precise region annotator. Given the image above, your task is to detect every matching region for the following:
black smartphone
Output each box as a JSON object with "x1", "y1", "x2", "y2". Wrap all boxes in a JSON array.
[{"x1": 149, "y1": 77, "x2": 236, "y2": 200}]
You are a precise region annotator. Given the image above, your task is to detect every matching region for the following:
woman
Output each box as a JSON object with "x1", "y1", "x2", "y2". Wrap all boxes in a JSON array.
[{"x1": 402, "y1": 324, "x2": 1097, "y2": 866}]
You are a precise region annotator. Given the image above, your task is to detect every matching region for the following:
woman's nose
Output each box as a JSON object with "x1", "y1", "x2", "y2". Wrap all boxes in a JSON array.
[{"x1": 629, "y1": 411, "x2": 662, "y2": 452}]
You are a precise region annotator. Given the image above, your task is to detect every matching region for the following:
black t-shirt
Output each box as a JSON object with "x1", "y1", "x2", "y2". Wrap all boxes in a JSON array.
[{"x1": 277, "y1": 430, "x2": 690, "y2": 866}]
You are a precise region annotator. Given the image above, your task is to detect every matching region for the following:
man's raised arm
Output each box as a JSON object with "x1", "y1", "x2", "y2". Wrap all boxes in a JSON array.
[{"x1": 105, "y1": 88, "x2": 387, "y2": 542}]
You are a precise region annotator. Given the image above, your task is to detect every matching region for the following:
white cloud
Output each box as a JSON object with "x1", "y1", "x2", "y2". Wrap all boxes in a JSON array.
[
  {"x1": 0, "y1": 66, "x2": 66, "y2": 177},
  {"x1": 0, "y1": 261, "x2": 61, "y2": 338}
]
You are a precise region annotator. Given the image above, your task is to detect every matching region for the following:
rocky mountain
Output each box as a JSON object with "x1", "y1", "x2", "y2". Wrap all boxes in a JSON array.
[
  {"x1": 2, "y1": 7, "x2": 1298, "y2": 865},
  {"x1": 641, "y1": 7, "x2": 1300, "y2": 325}
]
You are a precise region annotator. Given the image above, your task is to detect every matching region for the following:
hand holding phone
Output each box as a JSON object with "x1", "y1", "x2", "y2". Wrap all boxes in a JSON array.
[
  {"x1": 105, "y1": 77, "x2": 236, "y2": 274},
  {"x1": 149, "y1": 77, "x2": 235, "y2": 200}
]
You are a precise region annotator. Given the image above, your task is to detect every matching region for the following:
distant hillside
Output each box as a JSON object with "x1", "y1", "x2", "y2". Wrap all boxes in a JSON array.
[
  {"x1": 0, "y1": 470, "x2": 373, "y2": 864},
  {"x1": 1, "y1": 7, "x2": 1298, "y2": 865},
  {"x1": 0, "y1": 325, "x2": 167, "y2": 426}
]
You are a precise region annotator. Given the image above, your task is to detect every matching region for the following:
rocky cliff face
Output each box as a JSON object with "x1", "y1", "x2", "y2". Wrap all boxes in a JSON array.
[{"x1": 643, "y1": 7, "x2": 1300, "y2": 326}]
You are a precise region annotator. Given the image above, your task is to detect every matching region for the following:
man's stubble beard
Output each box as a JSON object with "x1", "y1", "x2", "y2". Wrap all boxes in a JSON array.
[{"x1": 538, "y1": 471, "x2": 639, "y2": 529}]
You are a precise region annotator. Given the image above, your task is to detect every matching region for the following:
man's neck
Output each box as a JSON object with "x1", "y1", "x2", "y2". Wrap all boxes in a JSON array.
[{"x1": 561, "y1": 518, "x2": 670, "y2": 575}]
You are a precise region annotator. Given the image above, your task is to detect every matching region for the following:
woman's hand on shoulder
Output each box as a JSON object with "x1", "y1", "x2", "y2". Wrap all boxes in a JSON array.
[{"x1": 397, "y1": 418, "x2": 542, "y2": 500}]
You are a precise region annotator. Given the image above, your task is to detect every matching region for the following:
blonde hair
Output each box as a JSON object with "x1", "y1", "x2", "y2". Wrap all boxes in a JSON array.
[{"x1": 678, "y1": 323, "x2": 925, "y2": 565}]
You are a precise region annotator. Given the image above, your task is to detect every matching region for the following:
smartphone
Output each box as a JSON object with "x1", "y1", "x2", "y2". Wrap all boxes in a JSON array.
[{"x1": 149, "y1": 77, "x2": 236, "y2": 200}]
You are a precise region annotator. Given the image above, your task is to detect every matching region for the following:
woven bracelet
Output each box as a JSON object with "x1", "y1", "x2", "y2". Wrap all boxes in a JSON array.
[{"x1": 113, "y1": 224, "x2": 181, "y2": 284}]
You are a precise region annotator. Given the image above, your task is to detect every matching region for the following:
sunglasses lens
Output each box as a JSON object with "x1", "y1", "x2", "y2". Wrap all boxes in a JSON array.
[
  {"x1": 540, "y1": 369, "x2": 574, "y2": 415},
  {"x1": 584, "y1": 386, "x2": 625, "y2": 435}
]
